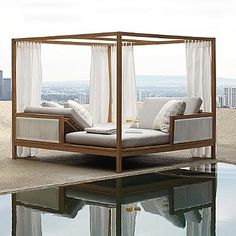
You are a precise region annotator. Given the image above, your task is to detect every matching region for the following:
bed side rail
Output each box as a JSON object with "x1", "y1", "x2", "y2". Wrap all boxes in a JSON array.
[
  {"x1": 16, "y1": 112, "x2": 64, "y2": 144},
  {"x1": 169, "y1": 112, "x2": 214, "y2": 144}
]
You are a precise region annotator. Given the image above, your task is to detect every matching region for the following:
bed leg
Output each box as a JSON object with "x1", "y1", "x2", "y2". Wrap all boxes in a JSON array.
[
  {"x1": 12, "y1": 145, "x2": 17, "y2": 159},
  {"x1": 211, "y1": 145, "x2": 216, "y2": 159},
  {"x1": 116, "y1": 154, "x2": 122, "y2": 173}
]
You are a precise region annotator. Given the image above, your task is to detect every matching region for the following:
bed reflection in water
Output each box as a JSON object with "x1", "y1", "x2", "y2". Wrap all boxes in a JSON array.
[{"x1": 12, "y1": 164, "x2": 216, "y2": 236}]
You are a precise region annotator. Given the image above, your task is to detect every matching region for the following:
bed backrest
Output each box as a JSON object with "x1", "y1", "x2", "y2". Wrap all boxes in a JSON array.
[
  {"x1": 24, "y1": 106, "x2": 92, "y2": 130},
  {"x1": 136, "y1": 97, "x2": 202, "y2": 129}
]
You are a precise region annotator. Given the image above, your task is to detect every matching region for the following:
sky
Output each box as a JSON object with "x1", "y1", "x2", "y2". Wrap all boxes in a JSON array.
[{"x1": 0, "y1": 0, "x2": 236, "y2": 81}]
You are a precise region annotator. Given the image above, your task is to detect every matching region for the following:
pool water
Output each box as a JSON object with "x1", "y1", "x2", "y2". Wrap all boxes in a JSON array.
[{"x1": 0, "y1": 163, "x2": 236, "y2": 236}]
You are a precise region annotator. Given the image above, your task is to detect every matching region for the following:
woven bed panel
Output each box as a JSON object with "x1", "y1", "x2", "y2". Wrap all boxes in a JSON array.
[
  {"x1": 16, "y1": 117, "x2": 60, "y2": 143},
  {"x1": 16, "y1": 187, "x2": 60, "y2": 210},
  {"x1": 173, "y1": 181, "x2": 212, "y2": 211},
  {"x1": 173, "y1": 117, "x2": 212, "y2": 144}
]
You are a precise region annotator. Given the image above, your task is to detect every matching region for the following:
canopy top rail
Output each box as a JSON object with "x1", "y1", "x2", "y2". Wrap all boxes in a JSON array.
[{"x1": 13, "y1": 31, "x2": 215, "y2": 46}]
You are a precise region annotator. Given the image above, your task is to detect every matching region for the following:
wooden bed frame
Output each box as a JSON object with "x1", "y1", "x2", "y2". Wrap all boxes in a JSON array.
[{"x1": 11, "y1": 32, "x2": 216, "y2": 173}]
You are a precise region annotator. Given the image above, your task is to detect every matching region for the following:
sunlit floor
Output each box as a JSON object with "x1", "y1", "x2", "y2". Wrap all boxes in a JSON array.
[{"x1": 0, "y1": 162, "x2": 235, "y2": 236}]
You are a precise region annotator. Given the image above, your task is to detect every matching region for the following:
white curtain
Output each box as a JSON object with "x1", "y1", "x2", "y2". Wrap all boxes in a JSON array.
[
  {"x1": 90, "y1": 204, "x2": 137, "y2": 236},
  {"x1": 90, "y1": 46, "x2": 109, "y2": 124},
  {"x1": 16, "y1": 42, "x2": 42, "y2": 157},
  {"x1": 16, "y1": 206, "x2": 42, "y2": 236},
  {"x1": 186, "y1": 41, "x2": 212, "y2": 157},
  {"x1": 141, "y1": 197, "x2": 186, "y2": 228},
  {"x1": 111, "y1": 45, "x2": 137, "y2": 123}
]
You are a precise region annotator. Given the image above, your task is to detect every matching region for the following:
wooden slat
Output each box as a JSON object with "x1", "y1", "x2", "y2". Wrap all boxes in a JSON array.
[
  {"x1": 15, "y1": 140, "x2": 116, "y2": 156},
  {"x1": 122, "y1": 139, "x2": 214, "y2": 156},
  {"x1": 64, "y1": 118, "x2": 81, "y2": 131},
  {"x1": 59, "y1": 117, "x2": 64, "y2": 144},
  {"x1": 69, "y1": 38, "x2": 185, "y2": 44},
  {"x1": 39, "y1": 40, "x2": 113, "y2": 46},
  {"x1": 14, "y1": 139, "x2": 214, "y2": 158},
  {"x1": 13, "y1": 32, "x2": 119, "y2": 42},
  {"x1": 16, "y1": 112, "x2": 64, "y2": 119},
  {"x1": 120, "y1": 31, "x2": 215, "y2": 41},
  {"x1": 14, "y1": 31, "x2": 214, "y2": 42},
  {"x1": 169, "y1": 116, "x2": 175, "y2": 144},
  {"x1": 171, "y1": 112, "x2": 213, "y2": 120},
  {"x1": 15, "y1": 38, "x2": 186, "y2": 46},
  {"x1": 64, "y1": 118, "x2": 77, "y2": 132},
  {"x1": 133, "y1": 39, "x2": 185, "y2": 46}
]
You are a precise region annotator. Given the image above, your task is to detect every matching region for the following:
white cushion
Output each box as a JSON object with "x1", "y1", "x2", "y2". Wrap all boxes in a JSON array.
[
  {"x1": 64, "y1": 100, "x2": 93, "y2": 128},
  {"x1": 41, "y1": 101, "x2": 63, "y2": 108},
  {"x1": 24, "y1": 106, "x2": 92, "y2": 130},
  {"x1": 135, "y1": 97, "x2": 202, "y2": 129},
  {"x1": 152, "y1": 100, "x2": 186, "y2": 133},
  {"x1": 66, "y1": 129, "x2": 169, "y2": 148}
]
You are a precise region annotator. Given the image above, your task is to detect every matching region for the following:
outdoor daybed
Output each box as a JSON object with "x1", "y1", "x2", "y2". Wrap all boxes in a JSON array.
[
  {"x1": 19, "y1": 96, "x2": 209, "y2": 148},
  {"x1": 11, "y1": 32, "x2": 216, "y2": 172}
]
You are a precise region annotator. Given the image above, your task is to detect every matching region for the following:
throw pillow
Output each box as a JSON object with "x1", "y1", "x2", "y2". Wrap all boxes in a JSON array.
[{"x1": 152, "y1": 100, "x2": 186, "y2": 133}]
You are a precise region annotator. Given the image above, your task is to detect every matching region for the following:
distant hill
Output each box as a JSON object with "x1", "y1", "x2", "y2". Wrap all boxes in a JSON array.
[
  {"x1": 137, "y1": 75, "x2": 236, "y2": 87},
  {"x1": 136, "y1": 75, "x2": 186, "y2": 87},
  {"x1": 43, "y1": 75, "x2": 236, "y2": 88}
]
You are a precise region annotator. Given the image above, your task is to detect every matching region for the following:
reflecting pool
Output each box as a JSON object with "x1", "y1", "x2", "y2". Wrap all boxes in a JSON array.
[{"x1": 1, "y1": 163, "x2": 236, "y2": 235}]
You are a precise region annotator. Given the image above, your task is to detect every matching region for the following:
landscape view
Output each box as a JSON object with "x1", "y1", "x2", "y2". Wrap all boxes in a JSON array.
[
  {"x1": 41, "y1": 75, "x2": 236, "y2": 108},
  {"x1": 1, "y1": 70, "x2": 236, "y2": 148},
  {"x1": 2, "y1": 70, "x2": 236, "y2": 105}
]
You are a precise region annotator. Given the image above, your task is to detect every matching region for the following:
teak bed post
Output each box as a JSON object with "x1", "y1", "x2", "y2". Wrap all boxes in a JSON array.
[
  {"x1": 116, "y1": 33, "x2": 122, "y2": 173},
  {"x1": 12, "y1": 39, "x2": 17, "y2": 159},
  {"x1": 107, "y1": 46, "x2": 112, "y2": 123},
  {"x1": 211, "y1": 38, "x2": 216, "y2": 159}
]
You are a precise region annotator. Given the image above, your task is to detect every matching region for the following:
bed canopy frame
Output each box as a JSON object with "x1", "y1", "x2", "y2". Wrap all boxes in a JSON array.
[{"x1": 11, "y1": 31, "x2": 216, "y2": 172}]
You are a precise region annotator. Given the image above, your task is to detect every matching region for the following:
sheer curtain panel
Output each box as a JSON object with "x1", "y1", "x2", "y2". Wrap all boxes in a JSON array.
[
  {"x1": 16, "y1": 42, "x2": 42, "y2": 157},
  {"x1": 111, "y1": 45, "x2": 137, "y2": 123},
  {"x1": 16, "y1": 206, "x2": 42, "y2": 236},
  {"x1": 90, "y1": 205, "x2": 137, "y2": 236},
  {"x1": 186, "y1": 41, "x2": 212, "y2": 157},
  {"x1": 90, "y1": 46, "x2": 109, "y2": 124}
]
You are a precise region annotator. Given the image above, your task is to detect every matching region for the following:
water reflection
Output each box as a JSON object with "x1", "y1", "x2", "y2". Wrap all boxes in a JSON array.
[{"x1": 12, "y1": 164, "x2": 216, "y2": 236}]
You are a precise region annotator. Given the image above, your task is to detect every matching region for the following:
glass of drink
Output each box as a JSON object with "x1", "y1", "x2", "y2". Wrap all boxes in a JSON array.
[
  {"x1": 134, "y1": 119, "x2": 141, "y2": 129},
  {"x1": 126, "y1": 119, "x2": 133, "y2": 127}
]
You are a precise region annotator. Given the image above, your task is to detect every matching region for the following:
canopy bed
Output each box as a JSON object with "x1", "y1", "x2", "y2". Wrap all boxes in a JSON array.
[
  {"x1": 12, "y1": 167, "x2": 216, "y2": 236},
  {"x1": 11, "y1": 31, "x2": 216, "y2": 172}
]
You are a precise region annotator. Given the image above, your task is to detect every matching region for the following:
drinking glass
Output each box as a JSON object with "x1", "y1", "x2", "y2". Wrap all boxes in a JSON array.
[
  {"x1": 134, "y1": 119, "x2": 141, "y2": 129},
  {"x1": 126, "y1": 119, "x2": 133, "y2": 127}
]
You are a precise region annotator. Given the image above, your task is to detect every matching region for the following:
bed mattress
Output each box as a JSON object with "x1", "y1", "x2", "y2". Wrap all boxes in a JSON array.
[{"x1": 65, "y1": 129, "x2": 169, "y2": 148}]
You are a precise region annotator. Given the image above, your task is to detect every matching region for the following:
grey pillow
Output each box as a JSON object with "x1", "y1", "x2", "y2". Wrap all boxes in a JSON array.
[
  {"x1": 152, "y1": 100, "x2": 186, "y2": 133},
  {"x1": 133, "y1": 97, "x2": 202, "y2": 129}
]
